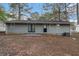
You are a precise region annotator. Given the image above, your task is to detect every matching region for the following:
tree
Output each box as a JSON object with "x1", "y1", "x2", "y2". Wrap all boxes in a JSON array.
[
  {"x1": 9, "y1": 3, "x2": 32, "y2": 20},
  {"x1": 76, "y1": 3, "x2": 79, "y2": 24},
  {"x1": 0, "y1": 4, "x2": 7, "y2": 21},
  {"x1": 31, "y1": 12, "x2": 40, "y2": 20},
  {"x1": 42, "y1": 3, "x2": 70, "y2": 21},
  {"x1": 39, "y1": 12, "x2": 53, "y2": 20}
]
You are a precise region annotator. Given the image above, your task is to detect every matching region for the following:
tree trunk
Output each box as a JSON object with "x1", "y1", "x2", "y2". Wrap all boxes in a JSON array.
[
  {"x1": 58, "y1": 4, "x2": 60, "y2": 21},
  {"x1": 77, "y1": 3, "x2": 79, "y2": 24},
  {"x1": 18, "y1": 3, "x2": 21, "y2": 20},
  {"x1": 65, "y1": 3, "x2": 67, "y2": 20}
]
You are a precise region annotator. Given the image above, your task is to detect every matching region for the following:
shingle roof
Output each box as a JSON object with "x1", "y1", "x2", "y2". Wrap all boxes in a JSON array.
[{"x1": 5, "y1": 20, "x2": 70, "y2": 25}]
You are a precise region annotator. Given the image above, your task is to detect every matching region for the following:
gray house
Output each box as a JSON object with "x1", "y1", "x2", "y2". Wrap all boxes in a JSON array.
[
  {"x1": 0, "y1": 21, "x2": 6, "y2": 34},
  {"x1": 5, "y1": 20, "x2": 70, "y2": 35}
]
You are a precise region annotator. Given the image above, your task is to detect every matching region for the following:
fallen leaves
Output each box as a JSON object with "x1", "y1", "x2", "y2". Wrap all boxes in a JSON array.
[{"x1": 0, "y1": 34, "x2": 79, "y2": 56}]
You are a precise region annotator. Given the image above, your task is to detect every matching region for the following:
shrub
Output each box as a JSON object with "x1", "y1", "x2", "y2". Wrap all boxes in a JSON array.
[{"x1": 62, "y1": 32, "x2": 70, "y2": 37}]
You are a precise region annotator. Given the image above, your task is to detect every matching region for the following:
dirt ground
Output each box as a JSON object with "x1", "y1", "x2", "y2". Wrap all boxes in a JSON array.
[{"x1": 0, "y1": 34, "x2": 79, "y2": 56}]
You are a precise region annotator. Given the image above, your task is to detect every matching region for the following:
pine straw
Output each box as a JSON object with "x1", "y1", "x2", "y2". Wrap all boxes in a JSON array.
[{"x1": 0, "y1": 34, "x2": 79, "y2": 56}]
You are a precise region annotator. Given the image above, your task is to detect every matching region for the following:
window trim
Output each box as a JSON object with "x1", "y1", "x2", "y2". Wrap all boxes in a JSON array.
[
  {"x1": 43, "y1": 25, "x2": 47, "y2": 32},
  {"x1": 28, "y1": 24, "x2": 35, "y2": 32}
]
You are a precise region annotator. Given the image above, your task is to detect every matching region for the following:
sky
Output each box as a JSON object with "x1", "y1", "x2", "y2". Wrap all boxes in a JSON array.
[
  {"x1": 1, "y1": 3, "x2": 78, "y2": 21},
  {"x1": 2, "y1": 3, "x2": 44, "y2": 14}
]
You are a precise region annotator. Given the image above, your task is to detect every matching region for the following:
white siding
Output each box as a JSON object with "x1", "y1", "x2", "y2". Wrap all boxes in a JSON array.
[
  {"x1": 35, "y1": 25, "x2": 43, "y2": 33},
  {"x1": 6, "y1": 24, "x2": 70, "y2": 35},
  {"x1": 76, "y1": 25, "x2": 79, "y2": 32},
  {"x1": 47, "y1": 25, "x2": 70, "y2": 35},
  {"x1": 7, "y1": 24, "x2": 28, "y2": 33},
  {"x1": 47, "y1": 25, "x2": 57, "y2": 34},
  {"x1": 0, "y1": 21, "x2": 6, "y2": 31}
]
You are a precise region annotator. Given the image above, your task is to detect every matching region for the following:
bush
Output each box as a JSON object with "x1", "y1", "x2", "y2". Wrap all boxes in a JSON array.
[{"x1": 62, "y1": 32, "x2": 70, "y2": 37}]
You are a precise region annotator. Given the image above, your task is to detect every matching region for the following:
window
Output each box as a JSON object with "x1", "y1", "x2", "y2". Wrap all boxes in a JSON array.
[
  {"x1": 28, "y1": 24, "x2": 35, "y2": 32},
  {"x1": 43, "y1": 25, "x2": 47, "y2": 32},
  {"x1": 44, "y1": 28, "x2": 47, "y2": 32}
]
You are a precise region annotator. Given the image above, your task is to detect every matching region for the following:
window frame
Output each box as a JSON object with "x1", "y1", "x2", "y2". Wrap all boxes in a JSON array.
[
  {"x1": 28, "y1": 24, "x2": 35, "y2": 32},
  {"x1": 43, "y1": 25, "x2": 47, "y2": 32}
]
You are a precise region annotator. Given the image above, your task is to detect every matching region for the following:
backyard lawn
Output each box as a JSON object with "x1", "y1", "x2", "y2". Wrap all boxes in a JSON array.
[{"x1": 0, "y1": 34, "x2": 79, "y2": 56}]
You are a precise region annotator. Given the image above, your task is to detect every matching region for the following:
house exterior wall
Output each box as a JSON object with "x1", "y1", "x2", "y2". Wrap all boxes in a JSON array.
[
  {"x1": 6, "y1": 24, "x2": 70, "y2": 35},
  {"x1": 6, "y1": 24, "x2": 28, "y2": 33},
  {"x1": 47, "y1": 25, "x2": 70, "y2": 35},
  {"x1": 35, "y1": 25, "x2": 43, "y2": 33},
  {"x1": 0, "y1": 21, "x2": 6, "y2": 32},
  {"x1": 76, "y1": 25, "x2": 79, "y2": 32}
]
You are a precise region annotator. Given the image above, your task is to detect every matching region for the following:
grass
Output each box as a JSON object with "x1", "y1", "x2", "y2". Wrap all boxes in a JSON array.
[{"x1": 0, "y1": 34, "x2": 79, "y2": 56}]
